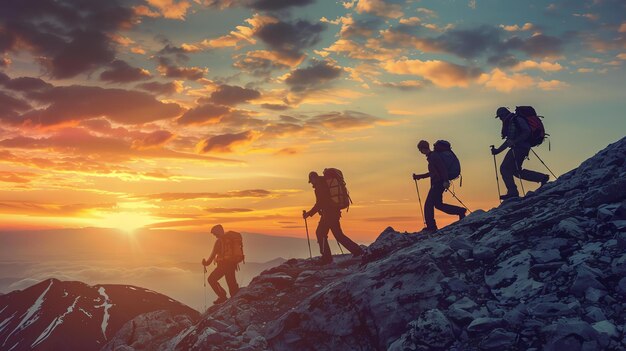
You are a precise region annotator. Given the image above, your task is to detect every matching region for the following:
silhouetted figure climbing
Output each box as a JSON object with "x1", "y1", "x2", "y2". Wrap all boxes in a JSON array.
[
  {"x1": 202, "y1": 224, "x2": 243, "y2": 304},
  {"x1": 491, "y1": 107, "x2": 549, "y2": 200},
  {"x1": 413, "y1": 140, "x2": 466, "y2": 233},
  {"x1": 303, "y1": 171, "x2": 364, "y2": 265}
]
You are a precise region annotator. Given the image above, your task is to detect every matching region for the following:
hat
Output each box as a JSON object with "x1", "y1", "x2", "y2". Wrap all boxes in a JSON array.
[
  {"x1": 495, "y1": 107, "x2": 511, "y2": 118},
  {"x1": 417, "y1": 140, "x2": 429, "y2": 150},
  {"x1": 308, "y1": 171, "x2": 319, "y2": 183}
]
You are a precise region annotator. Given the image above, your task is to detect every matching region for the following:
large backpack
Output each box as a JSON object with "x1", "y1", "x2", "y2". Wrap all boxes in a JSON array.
[
  {"x1": 323, "y1": 168, "x2": 352, "y2": 210},
  {"x1": 515, "y1": 106, "x2": 546, "y2": 147},
  {"x1": 218, "y1": 231, "x2": 245, "y2": 264},
  {"x1": 433, "y1": 140, "x2": 461, "y2": 181}
]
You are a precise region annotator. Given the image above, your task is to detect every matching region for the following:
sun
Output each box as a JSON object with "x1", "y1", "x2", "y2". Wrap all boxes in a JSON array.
[{"x1": 93, "y1": 202, "x2": 159, "y2": 233}]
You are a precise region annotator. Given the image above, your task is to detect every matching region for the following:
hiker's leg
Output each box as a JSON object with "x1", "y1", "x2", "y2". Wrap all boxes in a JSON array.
[
  {"x1": 224, "y1": 263, "x2": 239, "y2": 297},
  {"x1": 208, "y1": 265, "x2": 227, "y2": 298},
  {"x1": 516, "y1": 147, "x2": 547, "y2": 183},
  {"x1": 316, "y1": 217, "x2": 332, "y2": 260},
  {"x1": 500, "y1": 149, "x2": 518, "y2": 194},
  {"x1": 424, "y1": 185, "x2": 437, "y2": 228},
  {"x1": 434, "y1": 187, "x2": 466, "y2": 216},
  {"x1": 328, "y1": 216, "x2": 363, "y2": 255}
]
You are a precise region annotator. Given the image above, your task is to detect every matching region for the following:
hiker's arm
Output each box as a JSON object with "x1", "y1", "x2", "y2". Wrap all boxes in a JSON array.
[
  {"x1": 204, "y1": 242, "x2": 219, "y2": 266},
  {"x1": 413, "y1": 172, "x2": 429, "y2": 180},
  {"x1": 492, "y1": 141, "x2": 508, "y2": 155}
]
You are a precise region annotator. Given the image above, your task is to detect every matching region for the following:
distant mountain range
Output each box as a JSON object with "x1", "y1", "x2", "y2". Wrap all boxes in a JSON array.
[{"x1": 0, "y1": 279, "x2": 198, "y2": 351}]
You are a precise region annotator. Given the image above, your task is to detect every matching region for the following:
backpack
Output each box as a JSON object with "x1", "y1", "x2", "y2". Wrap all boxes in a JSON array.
[
  {"x1": 323, "y1": 168, "x2": 352, "y2": 210},
  {"x1": 515, "y1": 106, "x2": 546, "y2": 147},
  {"x1": 218, "y1": 231, "x2": 244, "y2": 264},
  {"x1": 433, "y1": 140, "x2": 461, "y2": 181}
]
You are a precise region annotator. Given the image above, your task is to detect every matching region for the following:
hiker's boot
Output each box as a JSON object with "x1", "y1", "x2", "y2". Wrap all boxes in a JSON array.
[
  {"x1": 459, "y1": 209, "x2": 467, "y2": 220},
  {"x1": 500, "y1": 192, "x2": 519, "y2": 200},
  {"x1": 540, "y1": 174, "x2": 549, "y2": 187},
  {"x1": 213, "y1": 296, "x2": 227, "y2": 305},
  {"x1": 352, "y1": 248, "x2": 364, "y2": 258}
]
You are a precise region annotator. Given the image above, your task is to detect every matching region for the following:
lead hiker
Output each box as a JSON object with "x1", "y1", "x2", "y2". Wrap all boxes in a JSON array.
[
  {"x1": 413, "y1": 140, "x2": 466, "y2": 233},
  {"x1": 202, "y1": 224, "x2": 243, "y2": 305},
  {"x1": 303, "y1": 170, "x2": 364, "y2": 265},
  {"x1": 491, "y1": 107, "x2": 549, "y2": 200}
]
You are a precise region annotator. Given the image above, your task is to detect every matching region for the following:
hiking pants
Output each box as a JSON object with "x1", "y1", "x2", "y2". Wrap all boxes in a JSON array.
[
  {"x1": 424, "y1": 182, "x2": 465, "y2": 229},
  {"x1": 316, "y1": 212, "x2": 363, "y2": 260},
  {"x1": 500, "y1": 146, "x2": 547, "y2": 194},
  {"x1": 208, "y1": 262, "x2": 239, "y2": 298}
]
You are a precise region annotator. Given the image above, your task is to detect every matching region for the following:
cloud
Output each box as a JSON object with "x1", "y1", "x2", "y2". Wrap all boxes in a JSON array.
[
  {"x1": 0, "y1": 171, "x2": 38, "y2": 183},
  {"x1": 134, "y1": 0, "x2": 192, "y2": 20},
  {"x1": 0, "y1": 200, "x2": 115, "y2": 217},
  {"x1": 7, "y1": 83, "x2": 183, "y2": 126},
  {"x1": 477, "y1": 68, "x2": 535, "y2": 92},
  {"x1": 379, "y1": 80, "x2": 426, "y2": 91},
  {"x1": 383, "y1": 59, "x2": 482, "y2": 88},
  {"x1": 537, "y1": 79, "x2": 570, "y2": 91},
  {"x1": 1, "y1": 76, "x2": 53, "y2": 92},
  {"x1": 500, "y1": 23, "x2": 534, "y2": 32},
  {"x1": 208, "y1": 84, "x2": 261, "y2": 106},
  {"x1": 0, "y1": 91, "x2": 31, "y2": 121},
  {"x1": 136, "y1": 81, "x2": 184, "y2": 95},
  {"x1": 255, "y1": 19, "x2": 326, "y2": 64},
  {"x1": 620, "y1": 23, "x2": 626, "y2": 33},
  {"x1": 355, "y1": 0, "x2": 404, "y2": 19},
  {"x1": 176, "y1": 103, "x2": 230, "y2": 125},
  {"x1": 138, "y1": 189, "x2": 273, "y2": 201},
  {"x1": 246, "y1": 0, "x2": 315, "y2": 10},
  {"x1": 306, "y1": 110, "x2": 384, "y2": 130},
  {"x1": 131, "y1": 130, "x2": 175, "y2": 150},
  {"x1": 100, "y1": 60, "x2": 152, "y2": 83},
  {"x1": 198, "y1": 130, "x2": 255, "y2": 153},
  {"x1": 204, "y1": 207, "x2": 253, "y2": 213},
  {"x1": 181, "y1": 14, "x2": 276, "y2": 51},
  {"x1": 507, "y1": 34, "x2": 564, "y2": 58},
  {"x1": 156, "y1": 57, "x2": 208, "y2": 80},
  {"x1": 512, "y1": 60, "x2": 563, "y2": 72},
  {"x1": 284, "y1": 60, "x2": 343, "y2": 92},
  {"x1": 0, "y1": 0, "x2": 135, "y2": 79}
]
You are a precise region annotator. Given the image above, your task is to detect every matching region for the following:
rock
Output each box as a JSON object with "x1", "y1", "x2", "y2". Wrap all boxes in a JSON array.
[
  {"x1": 467, "y1": 318, "x2": 506, "y2": 334},
  {"x1": 479, "y1": 328, "x2": 517, "y2": 350},
  {"x1": 258, "y1": 273, "x2": 294, "y2": 289},
  {"x1": 554, "y1": 218, "x2": 586, "y2": 239},
  {"x1": 442, "y1": 277, "x2": 469, "y2": 293},
  {"x1": 473, "y1": 246, "x2": 495, "y2": 261},
  {"x1": 611, "y1": 254, "x2": 626, "y2": 275},
  {"x1": 485, "y1": 251, "x2": 544, "y2": 303},
  {"x1": 584, "y1": 306, "x2": 606, "y2": 323},
  {"x1": 544, "y1": 319, "x2": 601, "y2": 351},
  {"x1": 592, "y1": 320, "x2": 618, "y2": 339},
  {"x1": 528, "y1": 302, "x2": 577, "y2": 318},
  {"x1": 412, "y1": 309, "x2": 455, "y2": 349},
  {"x1": 530, "y1": 249, "x2": 562, "y2": 263},
  {"x1": 570, "y1": 264, "x2": 605, "y2": 296},
  {"x1": 597, "y1": 203, "x2": 621, "y2": 222},
  {"x1": 450, "y1": 297, "x2": 478, "y2": 311},
  {"x1": 617, "y1": 277, "x2": 626, "y2": 295},
  {"x1": 585, "y1": 287, "x2": 607, "y2": 303}
]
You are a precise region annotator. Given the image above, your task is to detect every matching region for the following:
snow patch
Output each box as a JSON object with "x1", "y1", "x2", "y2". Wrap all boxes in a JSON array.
[
  {"x1": 79, "y1": 308, "x2": 93, "y2": 318},
  {"x1": 31, "y1": 296, "x2": 80, "y2": 348},
  {"x1": 0, "y1": 313, "x2": 16, "y2": 333},
  {"x1": 2, "y1": 279, "x2": 53, "y2": 346},
  {"x1": 95, "y1": 287, "x2": 113, "y2": 340}
]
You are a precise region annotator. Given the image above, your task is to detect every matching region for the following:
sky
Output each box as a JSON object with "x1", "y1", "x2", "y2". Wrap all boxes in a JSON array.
[{"x1": 1, "y1": 0, "x2": 625, "y2": 242}]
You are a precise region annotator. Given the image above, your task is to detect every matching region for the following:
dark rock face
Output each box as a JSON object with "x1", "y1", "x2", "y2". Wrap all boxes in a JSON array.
[
  {"x1": 158, "y1": 137, "x2": 626, "y2": 351},
  {"x1": 0, "y1": 279, "x2": 198, "y2": 351}
]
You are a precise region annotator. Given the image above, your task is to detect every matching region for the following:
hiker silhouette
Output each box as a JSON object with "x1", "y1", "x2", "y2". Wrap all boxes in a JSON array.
[
  {"x1": 413, "y1": 140, "x2": 466, "y2": 233},
  {"x1": 491, "y1": 107, "x2": 549, "y2": 200},
  {"x1": 202, "y1": 224, "x2": 242, "y2": 305},
  {"x1": 303, "y1": 170, "x2": 364, "y2": 265}
]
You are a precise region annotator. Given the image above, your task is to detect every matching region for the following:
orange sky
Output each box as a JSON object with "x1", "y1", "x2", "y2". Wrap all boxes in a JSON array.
[{"x1": 1, "y1": 0, "x2": 625, "y2": 242}]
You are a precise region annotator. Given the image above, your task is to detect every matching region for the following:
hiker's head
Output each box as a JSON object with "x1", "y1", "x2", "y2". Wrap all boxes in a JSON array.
[
  {"x1": 417, "y1": 140, "x2": 430, "y2": 155},
  {"x1": 211, "y1": 224, "x2": 224, "y2": 237},
  {"x1": 308, "y1": 171, "x2": 320, "y2": 185},
  {"x1": 495, "y1": 107, "x2": 511, "y2": 120}
]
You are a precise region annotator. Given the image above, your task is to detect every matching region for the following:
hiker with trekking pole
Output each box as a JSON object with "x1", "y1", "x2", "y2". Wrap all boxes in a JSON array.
[
  {"x1": 491, "y1": 106, "x2": 550, "y2": 200},
  {"x1": 201, "y1": 224, "x2": 243, "y2": 305},
  {"x1": 413, "y1": 140, "x2": 467, "y2": 234},
  {"x1": 303, "y1": 170, "x2": 363, "y2": 265}
]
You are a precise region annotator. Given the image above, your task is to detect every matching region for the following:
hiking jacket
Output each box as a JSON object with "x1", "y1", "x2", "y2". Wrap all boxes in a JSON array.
[
  {"x1": 502, "y1": 115, "x2": 531, "y2": 149},
  {"x1": 309, "y1": 180, "x2": 339, "y2": 216},
  {"x1": 418, "y1": 152, "x2": 448, "y2": 184}
]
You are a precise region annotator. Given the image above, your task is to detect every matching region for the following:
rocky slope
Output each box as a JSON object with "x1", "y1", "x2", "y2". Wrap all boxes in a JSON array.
[
  {"x1": 149, "y1": 137, "x2": 625, "y2": 351},
  {"x1": 0, "y1": 279, "x2": 198, "y2": 351}
]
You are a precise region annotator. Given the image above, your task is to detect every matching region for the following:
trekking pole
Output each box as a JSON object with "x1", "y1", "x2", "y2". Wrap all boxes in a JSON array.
[
  {"x1": 490, "y1": 145, "x2": 502, "y2": 203},
  {"x1": 302, "y1": 211, "x2": 313, "y2": 259},
  {"x1": 511, "y1": 148, "x2": 526, "y2": 195},
  {"x1": 203, "y1": 265, "x2": 207, "y2": 313},
  {"x1": 447, "y1": 188, "x2": 472, "y2": 214},
  {"x1": 336, "y1": 241, "x2": 344, "y2": 255},
  {"x1": 530, "y1": 148, "x2": 557, "y2": 179},
  {"x1": 414, "y1": 179, "x2": 426, "y2": 227}
]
